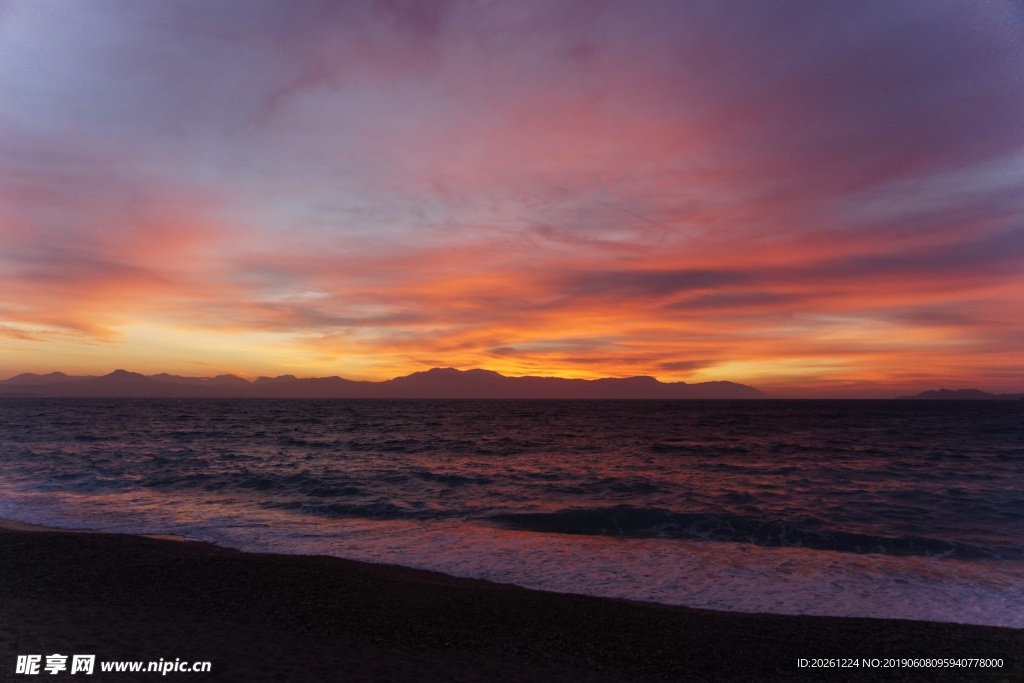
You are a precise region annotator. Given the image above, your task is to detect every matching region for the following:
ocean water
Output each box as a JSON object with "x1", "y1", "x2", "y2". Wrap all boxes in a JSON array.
[{"x1": 0, "y1": 398, "x2": 1021, "y2": 627}]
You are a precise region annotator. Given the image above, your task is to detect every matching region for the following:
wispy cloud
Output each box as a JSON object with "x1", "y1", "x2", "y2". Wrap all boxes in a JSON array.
[{"x1": 1, "y1": 0, "x2": 1021, "y2": 394}]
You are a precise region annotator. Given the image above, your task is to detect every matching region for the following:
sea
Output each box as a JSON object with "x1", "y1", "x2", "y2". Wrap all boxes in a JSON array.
[{"x1": 0, "y1": 398, "x2": 1021, "y2": 628}]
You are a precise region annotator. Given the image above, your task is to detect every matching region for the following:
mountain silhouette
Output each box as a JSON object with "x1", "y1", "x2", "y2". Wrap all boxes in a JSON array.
[
  {"x1": 0, "y1": 368, "x2": 765, "y2": 399},
  {"x1": 3, "y1": 371, "x2": 79, "y2": 385},
  {"x1": 897, "y1": 388, "x2": 1024, "y2": 400}
]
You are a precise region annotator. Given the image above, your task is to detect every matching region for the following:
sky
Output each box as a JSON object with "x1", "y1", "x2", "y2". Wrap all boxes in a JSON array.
[{"x1": 1, "y1": 0, "x2": 1022, "y2": 397}]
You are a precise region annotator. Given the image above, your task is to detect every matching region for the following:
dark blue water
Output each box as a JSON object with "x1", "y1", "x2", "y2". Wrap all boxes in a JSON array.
[{"x1": 1, "y1": 398, "x2": 1022, "y2": 625}]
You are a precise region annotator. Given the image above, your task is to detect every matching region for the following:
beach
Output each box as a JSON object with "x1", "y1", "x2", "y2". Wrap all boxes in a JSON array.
[{"x1": 1, "y1": 523, "x2": 1019, "y2": 682}]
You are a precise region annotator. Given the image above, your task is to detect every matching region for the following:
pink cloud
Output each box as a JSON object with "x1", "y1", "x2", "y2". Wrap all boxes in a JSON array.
[{"x1": 1, "y1": 1, "x2": 1022, "y2": 394}]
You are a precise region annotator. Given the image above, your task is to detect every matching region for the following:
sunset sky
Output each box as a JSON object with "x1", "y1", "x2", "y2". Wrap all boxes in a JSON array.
[{"x1": 1, "y1": 0, "x2": 1022, "y2": 397}]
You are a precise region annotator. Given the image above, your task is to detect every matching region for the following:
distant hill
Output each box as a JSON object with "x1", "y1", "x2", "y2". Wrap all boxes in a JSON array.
[
  {"x1": 897, "y1": 388, "x2": 1024, "y2": 400},
  {"x1": 2, "y1": 371, "x2": 86, "y2": 385},
  {"x1": 0, "y1": 367, "x2": 764, "y2": 399}
]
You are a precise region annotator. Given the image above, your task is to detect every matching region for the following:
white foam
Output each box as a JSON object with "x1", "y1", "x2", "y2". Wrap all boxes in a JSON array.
[{"x1": 1, "y1": 488, "x2": 1021, "y2": 628}]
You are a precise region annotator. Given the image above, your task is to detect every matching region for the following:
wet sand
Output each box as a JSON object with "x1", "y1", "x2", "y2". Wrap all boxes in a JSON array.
[{"x1": 0, "y1": 523, "x2": 1019, "y2": 682}]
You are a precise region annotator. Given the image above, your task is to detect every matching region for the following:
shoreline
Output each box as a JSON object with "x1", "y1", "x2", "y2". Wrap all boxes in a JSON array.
[
  {"x1": 2, "y1": 513, "x2": 1020, "y2": 628},
  {"x1": 0, "y1": 518, "x2": 190, "y2": 543},
  {"x1": 0, "y1": 521, "x2": 1020, "y2": 681}
]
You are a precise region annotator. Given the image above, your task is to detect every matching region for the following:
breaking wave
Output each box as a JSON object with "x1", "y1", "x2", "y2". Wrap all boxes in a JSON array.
[{"x1": 487, "y1": 505, "x2": 1022, "y2": 560}]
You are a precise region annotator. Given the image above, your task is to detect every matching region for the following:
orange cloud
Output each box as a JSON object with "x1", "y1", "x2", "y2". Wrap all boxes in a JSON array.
[{"x1": 1, "y1": 1, "x2": 1022, "y2": 395}]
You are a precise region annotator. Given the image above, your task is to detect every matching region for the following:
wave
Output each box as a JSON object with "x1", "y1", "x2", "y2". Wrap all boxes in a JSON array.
[
  {"x1": 486, "y1": 505, "x2": 1022, "y2": 560},
  {"x1": 275, "y1": 499, "x2": 458, "y2": 520}
]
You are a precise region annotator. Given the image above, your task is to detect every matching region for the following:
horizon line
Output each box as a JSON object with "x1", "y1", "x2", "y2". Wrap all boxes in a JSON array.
[
  {"x1": 2, "y1": 367, "x2": 1022, "y2": 400},
  {"x1": 2, "y1": 366, "x2": 741, "y2": 385}
]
